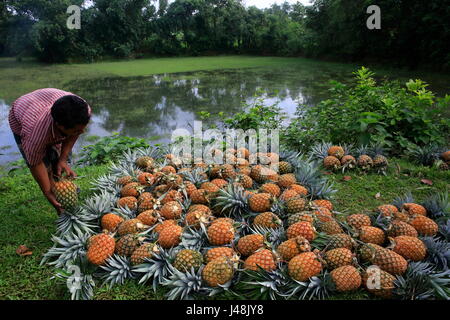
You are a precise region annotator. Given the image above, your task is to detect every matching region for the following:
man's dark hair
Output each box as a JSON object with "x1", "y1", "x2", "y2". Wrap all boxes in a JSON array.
[{"x1": 51, "y1": 95, "x2": 91, "y2": 129}]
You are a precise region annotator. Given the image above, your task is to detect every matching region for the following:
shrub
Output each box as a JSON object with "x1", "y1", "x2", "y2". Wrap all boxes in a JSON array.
[
  {"x1": 284, "y1": 67, "x2": 450, "y2": 154},
  {"x1": 77, "y1": 133, "x2": 149, "y2": 165}
]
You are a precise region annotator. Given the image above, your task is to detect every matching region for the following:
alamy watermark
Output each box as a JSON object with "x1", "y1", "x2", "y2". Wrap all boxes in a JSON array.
[
  {"x1": 67, "y1": 5, "x2": 81, "y2": 30},
  {"x1": 367, "y1": 5, "x2": 381, "y2": 30}
]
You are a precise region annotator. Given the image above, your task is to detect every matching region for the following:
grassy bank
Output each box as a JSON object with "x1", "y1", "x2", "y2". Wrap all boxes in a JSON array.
[{"x1": 0, "y1": 158, "x2": 448, "y2": 300}]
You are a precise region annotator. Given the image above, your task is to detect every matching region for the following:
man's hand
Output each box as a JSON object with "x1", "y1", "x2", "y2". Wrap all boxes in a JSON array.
[
  {"x1": 44, "y1": 190, "x2": 64, "y2": 215},
  {"x1": 56, "y1": 160, "x2": 76, "y2": 178}
]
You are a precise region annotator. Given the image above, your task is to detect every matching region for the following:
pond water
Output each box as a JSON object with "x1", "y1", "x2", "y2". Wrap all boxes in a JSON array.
[{"x1": 1, "y1": 64, "x2": 449, "y2": 165}]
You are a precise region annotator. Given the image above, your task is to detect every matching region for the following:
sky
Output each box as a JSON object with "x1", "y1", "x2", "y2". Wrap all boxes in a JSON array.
[{"x1": 243, "y1": 0, "x2": 312, "y2": 8}]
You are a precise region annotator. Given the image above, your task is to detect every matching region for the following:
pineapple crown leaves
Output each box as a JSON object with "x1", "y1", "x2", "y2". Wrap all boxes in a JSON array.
[
  {"x1": 420, "y1": 236, "x2": 450, "y2": 271},
  {"x1": 55, "y1": 207, "x2": 98, "y2": 237},
  {"x1": 393, "y1": 261, "x2": 450, "y2": 300},
  {"x1": 112, "y1": 205, "x2": 137, "y2": 220},
  {"x1": 250, "y1": 225, "x2": 286, "y2": 247},
  {"x1": 41, "y1": 232, "x2": 89, "y2": 268},
  {"x1": 53, "y1": 257, "x2": 96, "y2": 301},
  {"x1": 179, "y1": 167, "x2": 208, "y2": 187},
  {"x1": 392, "y1": 192, "x2": 415, "y2": 210},
  {"x1": 293, "y1": 159, "x2": 336, "y2": 200},
  {"x1": 279, "y1": 149, "x2": 301, "y2": 164},
  {"x1": 407, "y1": 144, "x2": 443, "y2": 166},
  {"x1": 109, "y1": 161, "x2": 139, "y2": 179},
  {"x1": 211, "y1": 183, "x2": 250, "y2": 219},
  {"x1": 82, "y1": 191, "x2": 117, "y2": 220},
  {"x1": 98, "y1": 254, "x2": 135, "y2": 289},
  {"x1": 308, "y1": 141, "x2": 333, "y2": 160},
  {"x1": 281, "y1": 272, "x2": 332, "y2": 300},
  {"x1": 91, "y1": 174, "x2": 121, "y2": 194},
  {"x1": 439, "y1": 220, "x2": 450, "y2": 241},
  {"x1": 162, "y1": 265, "x2": 209, "y2": 300},
  {"x1": 132, "y1": 247, "x2": 177, "y2": 291},
  {"x1": 354, "y1": 144, "x2": 370, "y2": 158},
  {"x1": 180, "y1": 226, "x2": 208, "y2": 251},
  {"x1": 239, "y1": 264, "x2": 290, "y2": 300},
  {"x1": 422, "y1": 191, "x2": 450, "y2": 221}
]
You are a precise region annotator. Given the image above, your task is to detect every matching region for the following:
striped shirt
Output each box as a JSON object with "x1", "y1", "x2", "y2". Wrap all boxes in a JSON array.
[{"x1": 8, "y1": 88, "x2": 88, "y2": 167}]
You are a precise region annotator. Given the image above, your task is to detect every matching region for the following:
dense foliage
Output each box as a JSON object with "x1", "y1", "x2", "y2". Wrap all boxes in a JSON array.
[
  {"x1": 1, "y1": 0, "x2": 449, "y2": 69},
  {"x1": 78, "y1": 133, "x2": 149, "y2": 165},
  {"x1": 285, "y1": 67, "x2": 450, "y2": 153}
]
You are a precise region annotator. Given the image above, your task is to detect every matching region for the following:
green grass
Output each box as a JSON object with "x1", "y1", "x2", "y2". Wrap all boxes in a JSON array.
[{"x1": 0, "y1": 159, "x2": 448, "y2": 300}]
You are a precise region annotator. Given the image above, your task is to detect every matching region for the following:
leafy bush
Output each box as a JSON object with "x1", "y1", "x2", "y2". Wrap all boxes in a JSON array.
[
  {"x1": 284, "y1": 67, "x2": 450, "y2": 154},
  {"x1": 77, "y1": 133, "x2": 149, "y2": 165}
]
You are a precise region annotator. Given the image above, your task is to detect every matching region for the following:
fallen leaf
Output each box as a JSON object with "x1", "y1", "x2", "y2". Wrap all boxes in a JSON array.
[
  {"x1": 323, "y1": 171, "x2": 333, "y2": 175},
  {"x1": 342, "y1": 176, "x2": 352, "y2": 181},
  {"x1": 421, "y1": 179, "x2": 433, "y2": 186},
  {"x1": 375, "y1": 192, "x2": 381, "y2": 199},
  {"x1": 16, "y1": 245, "x2": 33, "y2": 257}
]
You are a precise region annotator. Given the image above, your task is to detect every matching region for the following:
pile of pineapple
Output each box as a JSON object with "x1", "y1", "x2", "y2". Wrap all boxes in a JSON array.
[
  {"x1": 310, "y1": 142, "x2": 389, "y2": 175},
  {"x1": 42, "y1": 146, "x2": 450, "y2": 300}
]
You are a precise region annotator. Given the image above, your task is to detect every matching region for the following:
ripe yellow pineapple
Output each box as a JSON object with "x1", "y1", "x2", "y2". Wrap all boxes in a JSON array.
[
  {"x1": 277, "y1": 173, "x2": 297, "y2": 188},
  {"x1": 115, "y1": 234, "x2": 143, "y2": 256},
  {"x1": 286, "y1": 198, "x2": 307, "y2": 214},
  {"x1": 207, "y1": 221, "x2": 235, "y2": 245},
  {"x1": 330, "y1": 265, "x2": 362, "y2": 292},
  {"x1": 277, "y1": 236, "x2": 311, "y2": 262},
  {"x1": 346, "y1": 214, "x2": 372, "y2": 230},
  {"x1": 362, "y1": 267, "x2": 395, "y2": 298},
  {"x1": 286, "y1": 221, "x2": 316, "y2": 241},
  {"x1": 312, "y1": 199, "x2": 334, "y2": 211},
  {"x1": 117, "y1": 218, "x2": 147, "y2": 236},
  {"x1": 173, "y1": 249, "x2": 204, "y2": 272},
  {"x1": 237, "y1": 234, "x2": 265, "y2": 256},
  {"x1": 260, "y1": 183, "x2": 281, "y2": 197},
  {"x1": 204, "y1": 247, "x2": 236, "y2": 264},
  {"x1": 386, "y1": 220, "x2": 418, "y2": 237},
  {"x1": 158, "y1": 224, "x2": 182, "y2": 248},
  {"x1": 130, "y1": 243, "x2": 158, "y2": 265},
  {"x1": 289, "y1": 184, "x2": 308, "y2": 196},
  {"x1": 53, "y1": 179, "x2": 78, "y2": 210},
  {"x1": 136, "y1": 210, "x2": 159, "y2": 227},
  {"x1": 202, "y1": 256, "x2": 236, "y2": 287},
  {"x1": 244, "y1": 249, "x2": 277, "y2": 272},
  {"x1": 248, "y1": 193, "x2": 272, "y2": 213},
  {"x1": 160, "y1": 201, "x2": 182, "y2": 219},
  {"x1": 323, "y1": 248, "x2": 354, "y2": 270},
  {"x1": 328, "y1": 146, "x2": 345, "y2": 159},
  {"x1": 87, "y1": 233, "x2": 115, "y2": 266},
  {"x1": 390, "y1": 236, "x2": 427, "y2": 261},
  {"x1": 253, "y1": 212, "x2": 282, "y2": 229},
  {"x1": 323, "y1": 156, "x2": 341, "y2": 170},
  {"x1": 371, "y1": 247, "x2": 408, "y2": 275},
  {"x1": 101, "y1": 213, "x2": 124, "y2": 232},
  {"x1": 402, "y1": 203, "x2": 427, "y2": 216},
  {"x1": 358, "y1": 226, "x2": 385, "y2": 245},
  {"x1": 408, "y1": 215, "x2": 438, "y2": 236},
  {"x1": 288, "y1": 252, "x2": 323, "y2": 281},
  {"x1": 117, "y1": 197, "x2": 138, "y2": 210}
]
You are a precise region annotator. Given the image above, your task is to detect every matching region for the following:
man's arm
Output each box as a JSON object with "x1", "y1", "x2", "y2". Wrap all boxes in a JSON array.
[
  {"x1": 56, "y1": 135, "x2": 79, "y2": 177},
  {"x1": 30, "y1": 161, "x2": 63, "y2": 214}
]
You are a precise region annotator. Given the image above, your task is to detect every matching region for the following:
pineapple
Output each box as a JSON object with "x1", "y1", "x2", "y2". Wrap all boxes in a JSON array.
[
  {"x1": 312, "y1": 199, "x2": 333, "y2": 211},
  {"x1": 130, "y1": 243, "x2": 157, "y2": 265},
  {"x1": 184, "y1": 210, "x2": 212, "y2": 229},
  {"x1": 173, "y1": 249, "x2": 203, "y2": 272},
  {"x1": 357, "y1": 155, "x2": 373, "y2": 171},
  {"x1": 357, "y1": 226, "x2": 385, "y2": 245},
  {"x1": 323, "y1": 248, "x2": 354, "y2": 270},
  {"x1": 389, "y1": 236, "x2": 427, "y2": 261},
  {"x1": 202, "y1": 256, "x2": 236, "y2": 287},
  {"x1": 314, "y1": 233, "x2": 355, "y2": 251},
  {"x1": 253, "y1": 212, "x2": 282, "y2": 229},
  {"x1": 288, "y1": 252, "x2": 323, "y2": 281},
  {"x1": 204, "y1": 247, "x2": 236, "y2": 264},
  {"x1": 117, "y1": 218, "x2": 147, "y2": 236},
  {"x1": 402, "y1": 203, "x2": 427, "y2": 216},
  {"x1": 362, "y1": 267, "x2": 395, "y2": 298},
  {"x1": 87, "y1": 233, "x2": 115, "y2": 266},
  {"x1": 135, "y1": 156, "x2": 155, "y2": 170},
  {"x1": 153, "y1": 219, "x2": 178, "y2": 234},
  {"x1": 117, "y1": 197, "x2": 138, "y2": 210},
  {"x1": 137, "y1": 172, "x2": 154, "y2": 186},
  {"x1": 117, "y1": 175, "x2": 134, "y2": 186},
  {"x1": 207, "y1": 221, "x2": 235, "y2": 245},
  {"x1": 158, "y1": 224, "x2": 182, "y2": 248},
  {"x1": 346, "y1": 214, "x2": 372, "y2": 230},
  {"x1": 190, "y1": 189, "x2": 209, "y2": 205},
  {"x1": 279, "y1": 161, "x2": 294, "y2": 174},
  {"x1": 53, "y1": 179, "x2": 78, "y2": 210},
  {"x1": 248, "y1": 193, "x2": 272, "y2": 213},
  {"x1": 160, "y1": 201, "x2": 183, "y2": 219},
  {"x1": 136, "y1": 210, "x2": 159, "y2": 226},
  {"x1": 441, "y1": 150, "x2": 450, "y2": 162},
  {"x1": 289, "y1": 184, "x2": 308, "y2": 196},
  {"x1": 287, "y1": 212, "x2": 314, "y2": 225},
  {"x1": 327, "y1": 146, "x2": 344, "y2": 159},
  {"x1": 279, "y1": 189, "x2": 300, "y2": 201},
  {"x1": 277, "y1": 236, "x2": 311, "y2": 261},
  {"x1": 237, "y1": 234, "x2": 265, "y2": 256},
  {"x1": 323, "y1": 156, "x2": 341, "y2": 171},
  {"x1": 358, "y1": 243, "x2": 384, "y2": 263},
  {"x1": 101, "y1": 213, "x2": 124, "y2": 232},
  {"x1": 286, "y1": 221, "x2": 316, "y2": 241},
  {"x1": 234, "y1": 174, "x2": 253, "y2": 189},
  {"x1": 260, "y1": 183, "x2": 281, "y2": 197},
  {"x1": 286, "y1": 198, "x2": 307, "y2": 214},
  {"x1": 408, "y1": 215, "x2": 438, "y2": 236},
  {"x1": 316, "y1": 219, "x2": 344, "y2": 235},
  {"x1": 277, "y1": 173, "x2": 297, "y2": 188},
  {"x1": 330, "y1": 265, "x2": 362, "y2": 292},
  {"x1": 373, "y1": 155, "x2": 388, "y2": 174},
  {"x1": 120, "y1": 182, "x2": 142, "y2": 198},
  {"x1": 340, "y1": 155, "x2": 356, "y2": 170},
  {"x1": 377, "y1": 204, "x2": 399, "y2": 217},
  {"x1": 386, "y1": 220, "x2": 418, "y2": 237},
  {"x1": 371, "y1": 247, "x2": 408, "y2": 275},
  {"x1": 115, "y1": 234, "x2": 143, "y2": 256},
  {"x1": 244, "y1": 249, "x2": 277, "y2": 272}
]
